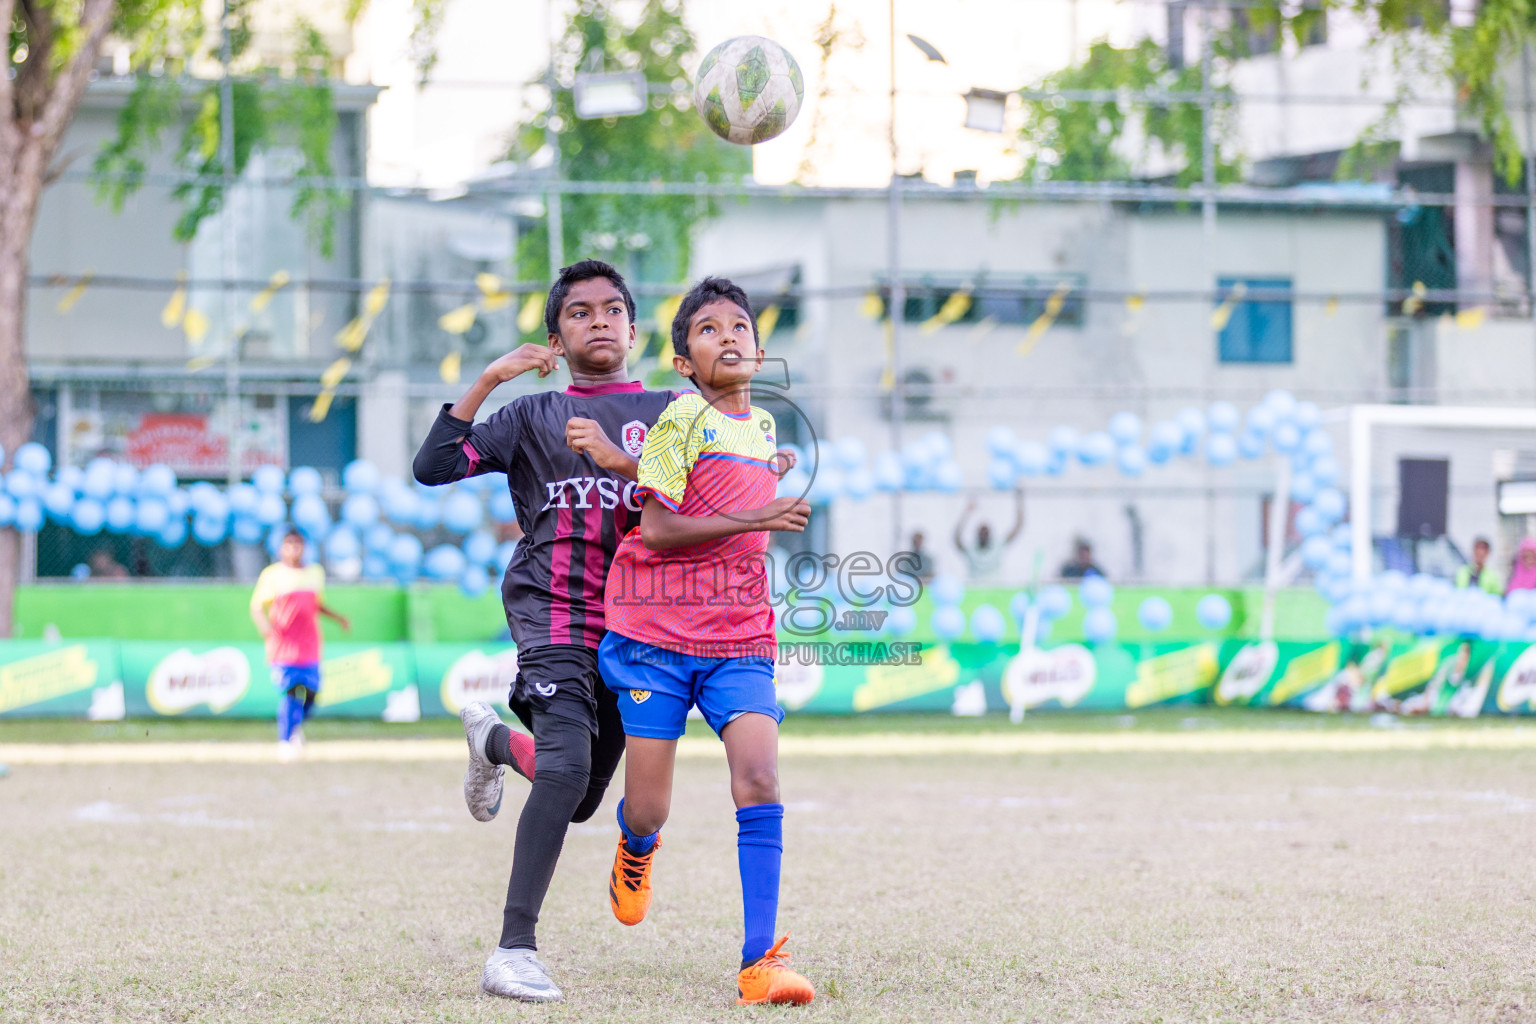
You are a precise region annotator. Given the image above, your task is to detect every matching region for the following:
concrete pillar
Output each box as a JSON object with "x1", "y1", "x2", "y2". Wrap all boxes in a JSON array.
[
  {"x1": 358, "y1": 370, "x2": 410, "y2": 479},
  {"x1": 1455, "y1": 157, "x2": 1495, "y2": 308}
]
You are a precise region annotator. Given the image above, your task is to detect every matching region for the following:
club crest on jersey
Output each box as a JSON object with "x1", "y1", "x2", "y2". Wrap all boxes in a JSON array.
[
  {"x1": 630, "y1": 689, "x2": 651, "y2": 704},
  {"x1": 621, "y1": 420, "x2": 647, "y2": 456}
]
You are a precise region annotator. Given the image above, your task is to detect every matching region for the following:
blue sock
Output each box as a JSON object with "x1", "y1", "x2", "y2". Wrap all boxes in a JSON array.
[
  {"x1": 617, "y1": 798, "x2": 658, "y2": 854},
  {"x1": 736, "y1": 803, "x2": 783, "y2": 967},
  {"x1": 286, "y1": 694, "x2": 308, "y2": 737},
  {"x1": 277, "y1": 692, "x2": 295, "y2": 742}
]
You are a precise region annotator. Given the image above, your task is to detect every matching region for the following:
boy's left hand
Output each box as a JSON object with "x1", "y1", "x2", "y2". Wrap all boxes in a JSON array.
[
  {"x1": 774, "y1": 448, "x2": 797, "y2": 479},
  {"x1": 566, "y1": 418, "x2": 625, "y2": 469}
]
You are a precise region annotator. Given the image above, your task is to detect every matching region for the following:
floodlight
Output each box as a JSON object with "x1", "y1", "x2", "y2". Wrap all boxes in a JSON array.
[
  {"x1": 963, "y1": 88, "x2": 1008, "y2": 133},
  {"x1": 573, "y1": 72, "x2": 648, "y2": 119}
]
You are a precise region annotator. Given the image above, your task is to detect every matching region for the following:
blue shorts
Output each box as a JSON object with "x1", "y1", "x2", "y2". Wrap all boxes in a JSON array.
[
  {"x1": 597, "y1": 633, "x2": 782, "y2": 740},
  {"x1": 272, "y1": 663, "x2": 320, "y2": 695}
]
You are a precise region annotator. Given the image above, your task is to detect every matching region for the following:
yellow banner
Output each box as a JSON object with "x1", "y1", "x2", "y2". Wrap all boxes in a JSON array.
[
  {"x1": 317, "y1": 649, "x2": 395, "y2": 707},
  {"x1": 1126, "y1": 643, "x2": 1218, "y2": 708},
  {"x1": 1269, "y1": 642, "x2": 1341, "y2": 706},
  {"x1": 0, "y1": 645, "x2": 100, "y2": 714},
  {"x1": 852, "y1": 647, "x2": 961, "y2": 712}
]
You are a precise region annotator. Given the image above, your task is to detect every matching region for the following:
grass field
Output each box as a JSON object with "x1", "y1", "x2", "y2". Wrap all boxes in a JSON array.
[{"x1": 3, "y1": 712, "x2": 1535, "y2": 1022}]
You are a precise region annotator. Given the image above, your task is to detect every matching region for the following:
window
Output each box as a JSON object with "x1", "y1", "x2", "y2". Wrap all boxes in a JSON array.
[
  {"x1": 884, "y1": 275, "x2": 1085, "y2": 327},
  {"x1": 1217, "y1": 278, "x2": 1293, "y2": 364}
]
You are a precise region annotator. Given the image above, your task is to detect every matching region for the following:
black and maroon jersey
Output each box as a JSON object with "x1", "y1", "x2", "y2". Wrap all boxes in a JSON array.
[{"x1": 413, "y1": 381, "x2": 674, "y2": 649}]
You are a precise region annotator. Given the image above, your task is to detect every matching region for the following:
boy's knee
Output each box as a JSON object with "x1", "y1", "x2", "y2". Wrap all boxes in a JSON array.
[
  {"x1": 733, "y1": 764, "x2": 779, "y2": 807},
  {"x1": 569, "y1": 783, "x2": 609, "y2": 823}
]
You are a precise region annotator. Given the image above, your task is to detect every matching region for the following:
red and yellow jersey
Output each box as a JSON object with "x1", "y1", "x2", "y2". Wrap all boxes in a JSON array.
[
  {"x1": 604, "y1": 391, "x2": 780, "y2": 658},
  {"x1": 251, "y1": 562, "x2": 326, "y2": 667}
]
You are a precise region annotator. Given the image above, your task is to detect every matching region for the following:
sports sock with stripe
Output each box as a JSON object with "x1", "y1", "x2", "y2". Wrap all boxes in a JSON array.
[
  {"x1": 485, "y1": 723, "x2": 536, "y2": 781},
  {"x1": 617, "y1": 798, "x2": 658, "y2": 854},
  {"x1": 736, "y1": 802, "x2": 784, "y2": 968}
]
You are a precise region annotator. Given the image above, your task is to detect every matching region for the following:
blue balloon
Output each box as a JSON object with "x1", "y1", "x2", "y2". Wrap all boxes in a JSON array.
[
  {"x1": 1293, "y1": 401, "x2": 1321, "y2": 432},
  {"x1": 5, "y1": 469, "x2": 39, "y2": 500},
  {"x1": 1367, "y1": 587, "x2": 1396, "y2": 626},
  {"x1": 70, "y1": 499, "x2": 105, "y2": 535},
  {"x1": 71, "y1": 563, "x2": 90, "y2": 580},
  {"x1": 424, "y1": 543, "x2": 467, "y2": 580},
  {"x1": 1083, "y1": 606, "x2": 1118, "y2": 643},
  {"x1": 111, "y1": 463, "x2": 139, "y2": 496},
  {"x1": 835, "y1": 436, "x2": 869, "y2": 470},
  {"x1": 1296, "y1": 506, "x2": 1326, "y2": 537},
  {"x1": 1037, "y1": 584, "x2": 1073, "y2": 620},
  {"x1": 1206, "y1": 401, "x2": 1240, "y2": 434},
  {"x1": 14, "y1": 442, "x2": 51, "y2": 476},
  {"x1": 872, "y1": 452, "x2": 904, "y2": 491},
  {"x1": 1116, "y1": 446, "x2": 1147, "y2": 477},
  {"x1": 1079, "y1": 574, "x2": 1114, "y2": 608},
  {"x1": 164, "y1": 489, "x2": 189, "y2": 521},
  {"x1": 157, "y1": 518, "x2": 187, "y2": 549},
  {"x1": 931, "y1": 461, "x2": 963, "y2": 494},
  {"x1": 1009, "y1": 591, "x2": 1030, "y2": 622},
  {"x1": 134, "y1": 498, "x2": 170, "y2": 535},
  {"x1": 777, "y1": 444, "x2": 806, "y2": 472},
  {"x1": 1313, "y1": 488, "x2": 1346, "y2": 523},
  {"x1": 342, "y1": 459, "x2": 381, "y2": 495},
  {"x1": 105, "y1": 496, "x2": 135, "y2": 534},
  {"x1": 1176, "y1": 407, "x2": 1206, "y2": 450},
  {"x1": 778, "y1": 468, "x2": 812, "y2": 499},
  {"x1": 463, "y1": 530, "x2": 498, "y2": 566},
  {"x1": 1078, "y1": 432, "x2": 1114, "y2": 466},
  {"x1": 1290, "y1": 473, "x2": 1317, "y2": 504},
  {"x1": 381, "y1": 485, "x2": 419, "y2": 525},
  {"x1": 496, "y1": 540, "x2": 519, "y2": 571},
  {"x1": 232, "y1": 516, "x2": 264, "y2": 545},
  {"x1": 364, "y1": 523, "x2": 395, "y2": 555},
  {"x1": 1147, "y1": 421, "x2": 1182, "y2": 463},
  {"x1": 1196, "y1": 593, "x2": 1233, "y2": 630},
  {"x1": 1245, "y1": 405, "x2": 1277, "y2": 436},
  {"x1": 265, "y1": 525, "x2": 288, "y2": 558},
  {"x1": 82, "y1": 458, "x2": 115, "y2": 500},
  {"x1": 885, "y1": 605, "x2": 917, "y2": 637},
  {"x1": 388, "y1": 533, "x2": 424, "y2": 570},
  {"x1": 292, "y1": 494, "x2": 330, "y2": 537},
  {"x1": 227, "y1": 483, "x2": 258, "y2": 517},
  {"x1": 1047, "y1": 426, "x2": 1079, "y2": 456},
  {"x1": 987, "y1": 458, "x2": 1016, "y2": 490},
  {"x1": 255, "y1": 492, "x2": 286, "y2": 527},
  {"x1": 1108, "y1": 412, "x2": 1142, "y2": 445},
  {"x1": 325, "y1": 527, "x2": 361, "y2": 561},
  {"x1": 1264, "y1": 389, "x2": 1297, "y2": 419},
  {"x1": 1235, "y1": 430, "x2": 1265, "y2": 460},
  {"x1": 1014, "y1": 441, "x2": 1049, "y2": 477},
  {"x1": 931, "y1": 605, "x2": 966, "y2": 641},
  {"x1": 1137, "y1": 596, "x2": 1173, "y2": 632},
  {"x1": 194, "y1": 489, "x2": 229, "y2": 524},
  {"x1": 931, "y1": 574, "x2": 965, "y2": 607},
  {"x1": 488, "y1": 487, "x2": 517, "y2": 522},
  {"x1": 985, "y1": 426, "x2": 1016, "y2": 457},
  {"x1": 809, "y1": 465, "x2": 845, "y2": 503},
  {"x1": 13, "y1": 499, "x2": 38, "y2": 532},
  {"x1": 1273, "y1": 422, "x2": 1302, "y2": 454},
  {"x1": 1391, "y1": 597, "x2": 1422, "y2": 633},
  {"x1": 460, "y1": 565, "x2": 491, "y2": 597},
  {"x1": 43, "y1": 482, "x2": 75, "y2": 520},
  {"x1": 342, "y1": 493, "x2": 381, "y2": 529},
  {"x1": 1301, "y1": 535, "x2": 1332, "y2": 570},
  {"x1": 192, "y1": 514, "x2": 227, "y2": 546},
  {"x1": 363, "y1": 555, "x2": 391, "y2": 581},
  {"x1": 413, "y1": 495, "x2": 442, "y2": 531},
  {"x1": 442, "y1": 489, "x2": 483, "y2": 533},
  {"x1": 971, "y1": 604, "x2": 1006, "y2": 644},
  {"x1": 1311, "y1": 456, "x2": 1341, "y2": 486},
  {"x1": 289, "y1": 466, "x2": 324, "y2": 497},
  {"x1": 921, "y1": 431, "x2": 952, "y2": 462},
  {"x1": 1206, "y1": 434, "x2": 1237, "y2": 466},
  {"x1": 840, "y1": 468, "x2": 871, "y2": 500},
  {"x1": 139, "y1": 463, "x2": 177, "y2": 498},
  {"x1": 253, "y1": 464, "x2": 285, "y2": 494}
]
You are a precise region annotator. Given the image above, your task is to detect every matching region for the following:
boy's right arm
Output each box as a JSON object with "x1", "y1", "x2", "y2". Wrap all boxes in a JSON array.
[
  {"x1": 413, "y1": 345, "x2": 558, "y2": 485},
  {"x1": 639, "y1": 495, "x2": 810, "y2": 550}
]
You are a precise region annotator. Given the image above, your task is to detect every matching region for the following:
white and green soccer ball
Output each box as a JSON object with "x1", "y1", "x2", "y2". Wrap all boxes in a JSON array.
[{"x1": 693, "y1": 36, "x2": 804, "y2": 145}]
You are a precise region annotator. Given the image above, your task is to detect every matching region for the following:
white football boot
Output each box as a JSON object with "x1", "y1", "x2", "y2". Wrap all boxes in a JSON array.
[
  {"x1": 460, "y1": 701, "x2": 505, "y2": 822},
  {"x1": 481, "y1": 946, "x2": 562, "y2": 1002}
]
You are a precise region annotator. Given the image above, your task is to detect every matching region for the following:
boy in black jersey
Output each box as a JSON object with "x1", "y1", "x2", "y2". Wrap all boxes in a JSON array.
[{"x1": 413, "y1": 259, "x2": 673, "y2": 1002}]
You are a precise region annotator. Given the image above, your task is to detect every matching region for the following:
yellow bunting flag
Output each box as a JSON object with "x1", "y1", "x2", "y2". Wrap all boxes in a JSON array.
[
  {"x1": 57, "y1": 272, "x2": 93, "y2": 313},
  {"x1": 476, "y1": 273, "x2": 513, "y2": 312},
  {"x1": 654, "y1": 294, "x2": 684, "y2": 332},
  {"x1": 182, "y1": 308, "x2": 211, "y2": 346},
  {"x1": 162, "y1": 273, "x2": 189, "y2": 328},
  {"x1": 921, "y1": 291, "x2": 972, "y2": 335},
  {"x1": 880, "y1": 319, "x2": 895, "y2": 390},
  {"x1": 309, "y1": 389, "x2": 335, "y2": 423},
  {"x1": 1121, "y1": 292, "x2": 1147, "y2": 337},
  {"x1": 859, "y1": 291, "x2": 885, "y2": 321},
  {"x1": 517, "y1": 293, "x2": 544, "y2": 335},
  {"x1": 335, "y1": 318, "x2": 367, "y2": 352},
  {"x1": 440, "y1": 351, "x2": 462, "y2": 384},
  {"x1": 363, "y1": 279, "x2": 391, "y2": 319},
  {"x1": 249, "y1": 270, "x2": 292, "y2": 313},
  {"x1": 1210, "y1": 281, "x2": 1247, "y2": 331},
  {"x1": 757, "y1": 305, "x2": 780, "y2": 344},
  {"x1": 1454, "y1": 307, "x2": 1487, "y2": 330},
  {"x1": 439, "y1": 304, "x2": 478, "y2": 335},
  {"x1": 1125, "y1": 293, "x2": 1146, "y2": 313},
  {"x1": 320, "y1": 357, "x2": 352, "y2": 389},
  {"x1": 1324, "y1": 296, "x2": 1339, "y2": 316},
  {"x1": 185, "y1": 355, "x2": 216, "y2": 372},
  {"x1": 1402, "y1": 281, "x2": 1427, "y2": 316},
  {"x1": 1017, "y1": 283, "x2": 1073, "y2": 356}
]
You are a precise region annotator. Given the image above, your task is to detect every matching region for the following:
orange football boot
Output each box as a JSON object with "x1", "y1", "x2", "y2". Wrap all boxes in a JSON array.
[
  {"x1": 608, "y1": 837, "x2": 660, "y2": 925},
  {"x1": 736, "y1": 934, "x2": 815, "y2": 1006}
]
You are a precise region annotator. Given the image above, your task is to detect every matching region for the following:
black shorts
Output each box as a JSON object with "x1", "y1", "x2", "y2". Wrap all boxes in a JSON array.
[{"x1": 508, "y1": 643, "x2": 605, "y2": 734}]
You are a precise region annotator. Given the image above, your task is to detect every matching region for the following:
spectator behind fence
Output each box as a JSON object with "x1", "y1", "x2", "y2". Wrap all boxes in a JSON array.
[
  {"x1": 954, "y1": 489, "x2": 1024, "y2": 584},
  {"x1": 89, "y1": 549, "x2": 128, "y2": 579},
  {"x1": 1059, "y1": 537, "x2": 1105, "y2": 580},
  {"x1": 906, "y1": 530, "x2": 936, "y2": 584},
  {"x1": 1506, "y1": 537, "x2": 1536, "y2": 595},
  {"x1": 1455, "y1": 536, "x2": 1503, "y2": 594}
]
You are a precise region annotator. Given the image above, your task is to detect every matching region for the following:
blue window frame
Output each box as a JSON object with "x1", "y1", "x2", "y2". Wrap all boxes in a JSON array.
[{"x1": 1217, "y1": 277, "x2": 1293, "y2": 364}]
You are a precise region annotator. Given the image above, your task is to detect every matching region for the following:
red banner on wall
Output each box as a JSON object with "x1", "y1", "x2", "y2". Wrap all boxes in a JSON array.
[{"x1": 125, "y1": 413, "x2": 281, "y2": 475}]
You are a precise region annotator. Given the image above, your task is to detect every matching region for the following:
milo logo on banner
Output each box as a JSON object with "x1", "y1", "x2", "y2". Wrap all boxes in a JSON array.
[
  {"x1": 1214, "y1": 642, "x2": 1279, "y2": 705},
  {"x1": 441, "y1": 649, "x2": 519, "y2": 714},
  {"x1": 146, "y1": 647, "x2": 250, "y2": 714},
  {"x1": 1001, "y1": 645, "x2": 1096, "y2": 710},
  {"x1": 1497, "y1": 645, "x2": 1536, "y2": 713},
  {"x1": 0, "y1": 645, "x2": 100, "y2": 714},
  {"x1": 317, "y1": 649, "x2": 395, "y2": 708}
]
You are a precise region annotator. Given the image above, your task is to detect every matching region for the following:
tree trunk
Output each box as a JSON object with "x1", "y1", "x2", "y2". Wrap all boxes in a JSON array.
[{"x1": 0, "y1": 186, "x2": 37, "y2": 639}]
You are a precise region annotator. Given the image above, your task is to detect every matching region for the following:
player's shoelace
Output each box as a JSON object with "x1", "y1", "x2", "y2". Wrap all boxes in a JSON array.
[
  {"x1": 754, "y1": 934, "x2": 793, "y2": 972},
  {"x1": 616, "y1": 839, "x2": 660, "y2": 889}
]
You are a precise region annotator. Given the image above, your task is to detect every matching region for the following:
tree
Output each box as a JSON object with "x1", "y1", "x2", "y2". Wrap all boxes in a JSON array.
[
  {"x1": 508, "y1": 0, "x2": 748, "y2": 310},
  {"x1": 0, "y1": 0, "x2": 363, "y2": 635}
]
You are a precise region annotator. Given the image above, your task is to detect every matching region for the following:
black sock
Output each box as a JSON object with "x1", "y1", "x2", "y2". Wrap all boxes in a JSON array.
[
  {"x1": 485, "y1": 724, "x2": 510, "y2": 764},
  {"x1": 498, "y1": 772, "x2": 586, "y2": 950}
]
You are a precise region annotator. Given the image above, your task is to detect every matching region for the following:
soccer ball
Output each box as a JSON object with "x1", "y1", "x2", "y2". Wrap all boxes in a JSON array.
[{"x1": 693, "y1": 36, "x2": 804, "y2": 145}]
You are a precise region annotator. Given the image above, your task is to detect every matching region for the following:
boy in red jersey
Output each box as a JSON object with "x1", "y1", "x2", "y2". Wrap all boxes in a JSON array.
[
  {"x1": 413, "y1": 260, "x2": 675, "y2": 1002},
  {"x1": 599, "y1": 277, "x2": 816, "y2": 1006},
  {"x1": 250, "y1": 529, "x2": 351, "y2": 762}
]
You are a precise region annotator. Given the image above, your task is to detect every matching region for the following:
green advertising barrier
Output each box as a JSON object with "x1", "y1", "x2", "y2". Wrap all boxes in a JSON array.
[
  {"x1": 0, "y1": 640, "x2": 123, "y2": 718},
  {"x1": 413, "y1": 642, "x2": 521, "y2": 718},
  {"x1": 117, "y1": 642, "x2": 419, "y2": 720}
]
